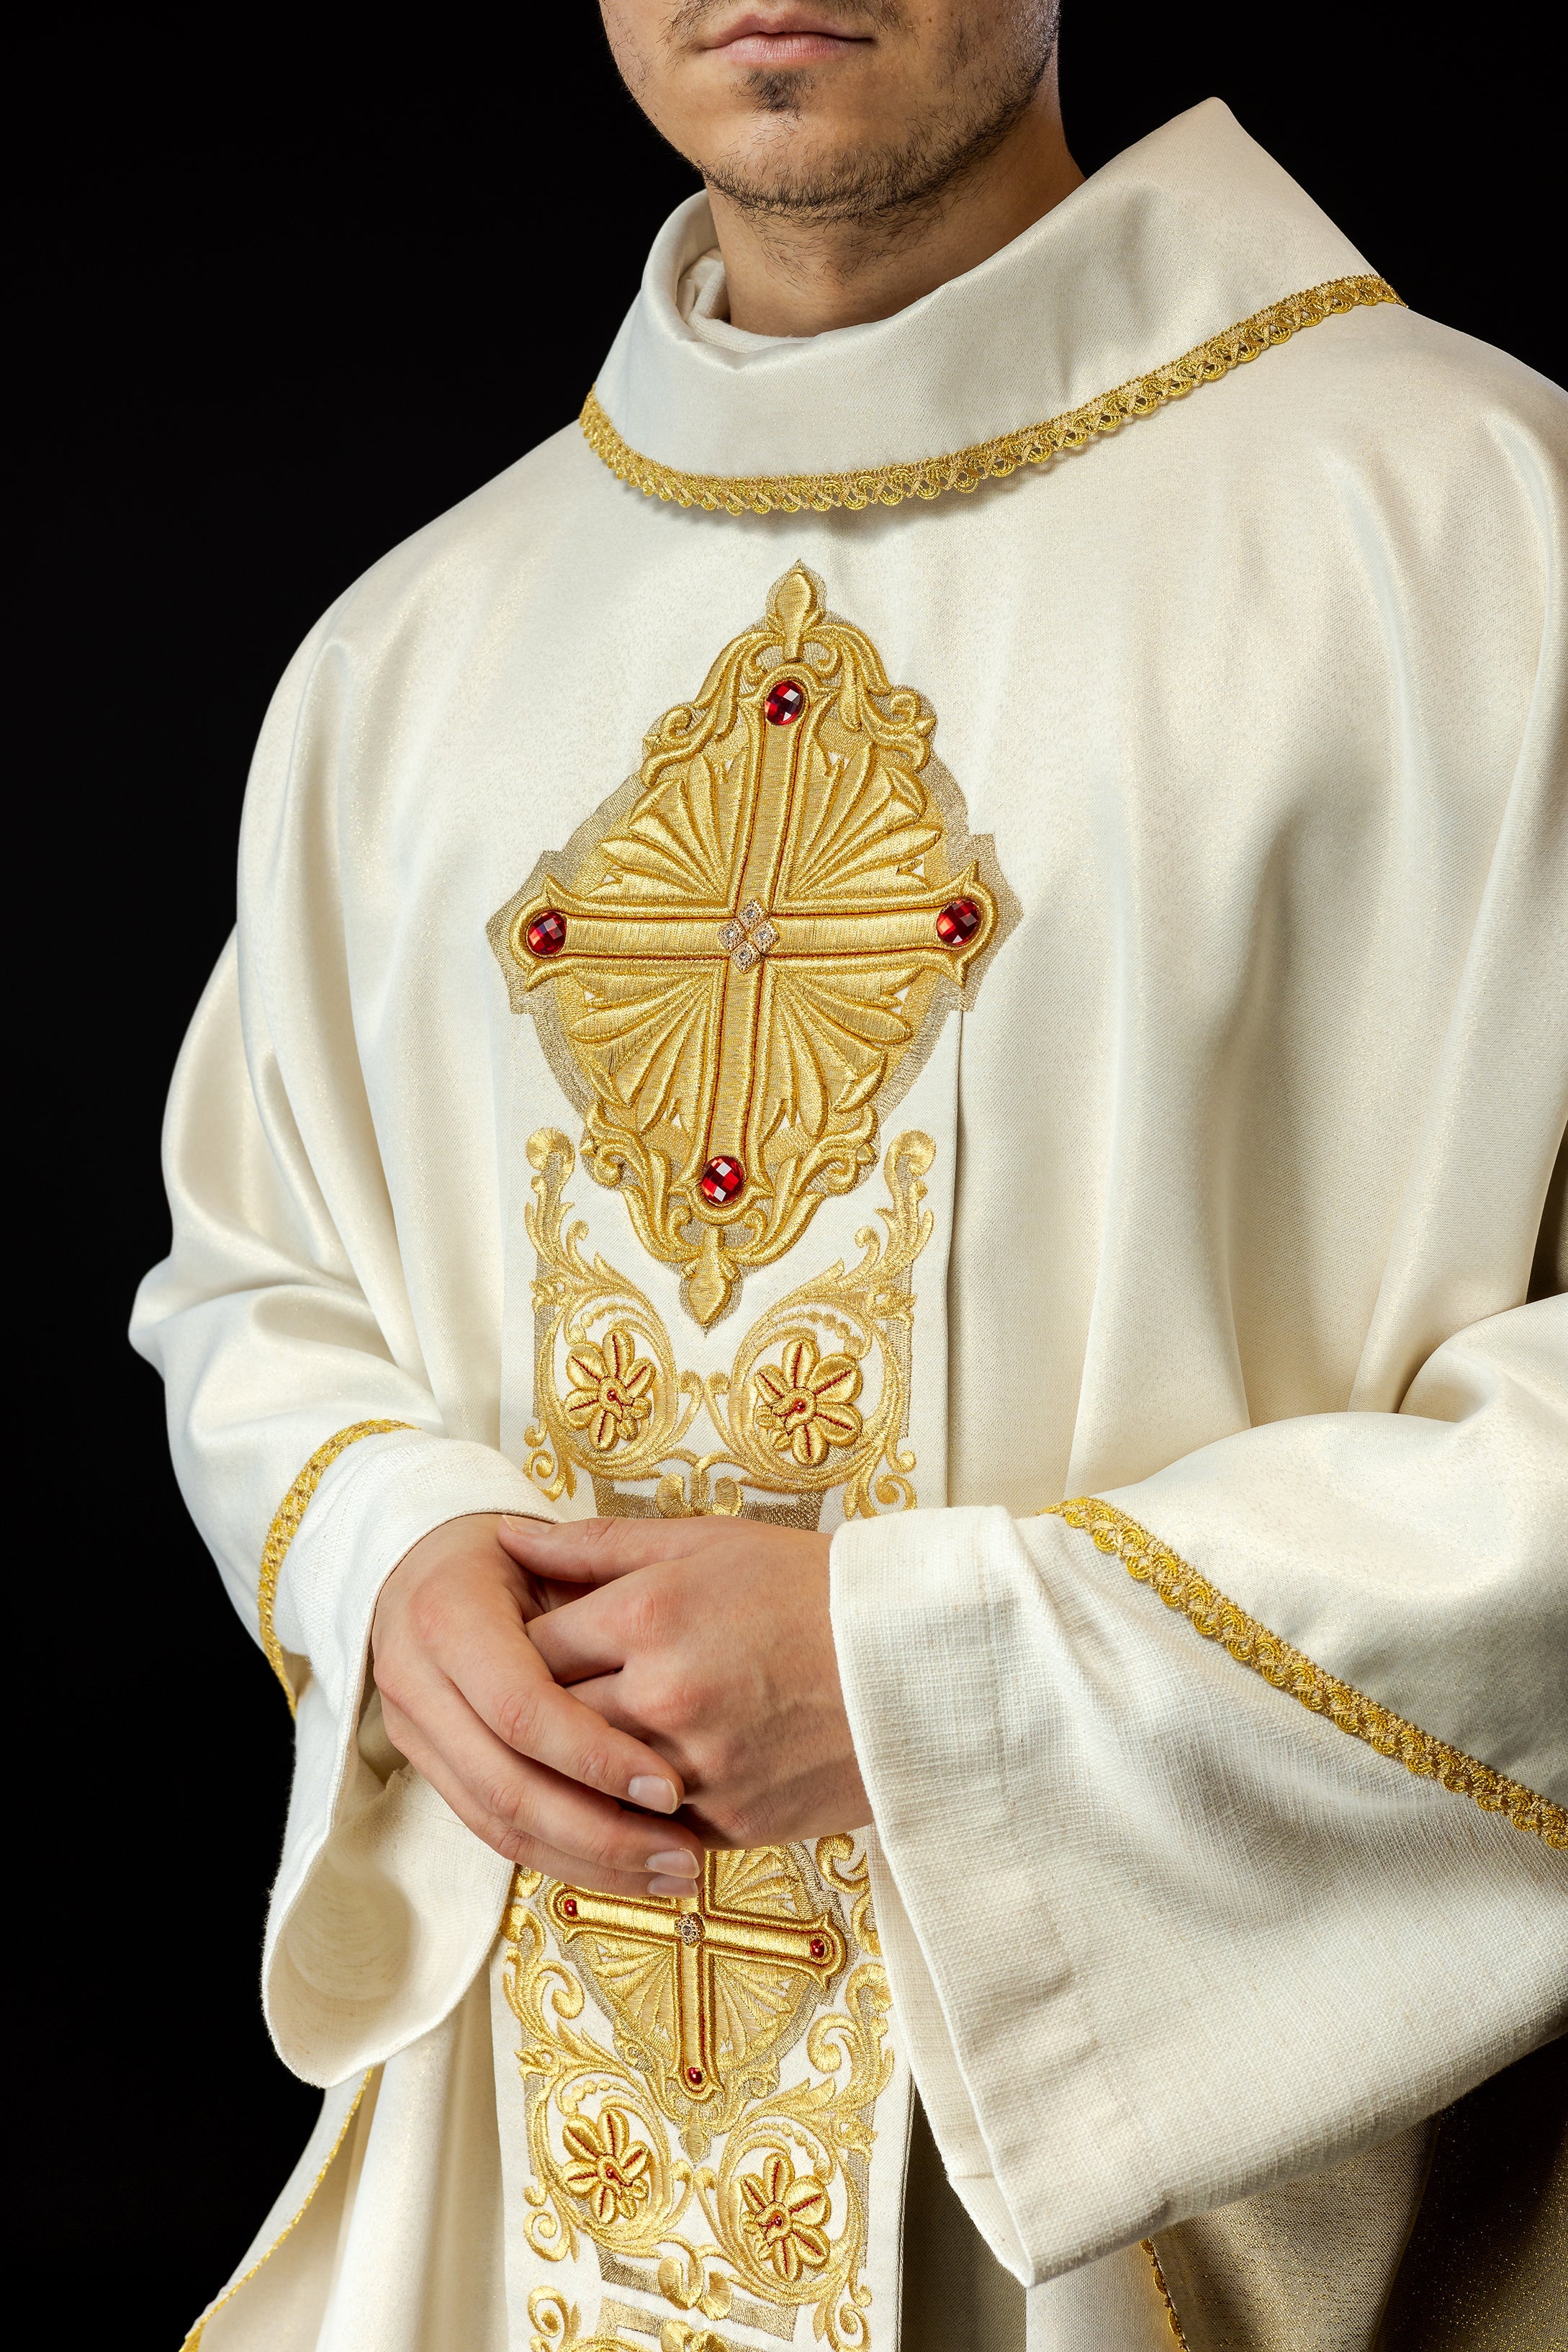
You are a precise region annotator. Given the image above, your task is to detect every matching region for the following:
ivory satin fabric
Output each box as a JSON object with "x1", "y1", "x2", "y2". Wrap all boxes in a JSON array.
[{"x1": 133, "y1": 102, "x2": 1567, "y2": 2351}]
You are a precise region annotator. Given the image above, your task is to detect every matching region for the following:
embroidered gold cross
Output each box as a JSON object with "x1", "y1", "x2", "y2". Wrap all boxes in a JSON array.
[
  {"x1": 490, "y1": 565, "x2": 1010, "y2": 1322},
  {"x1": 545, "y1": 1851, "x2": 845, "y2": 2107}
]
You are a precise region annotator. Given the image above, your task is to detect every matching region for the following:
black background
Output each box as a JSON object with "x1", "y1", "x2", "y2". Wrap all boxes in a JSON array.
[{"x1": 27, "y1": 9, "x2": 1559, "y2": 2344}]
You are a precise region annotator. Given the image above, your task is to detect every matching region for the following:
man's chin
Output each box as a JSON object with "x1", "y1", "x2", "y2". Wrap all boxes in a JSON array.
[{"x1": 695, "y1": 127, "x2": 920, "y2": 218}]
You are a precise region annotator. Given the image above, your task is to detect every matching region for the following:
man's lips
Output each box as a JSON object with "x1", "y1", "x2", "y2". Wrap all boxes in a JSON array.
[{"x1": 700, "y1": 12, "x2": 873, "y2": 64}]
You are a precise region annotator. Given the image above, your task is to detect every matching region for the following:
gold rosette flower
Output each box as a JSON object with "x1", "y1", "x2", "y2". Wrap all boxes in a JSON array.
[
  {"x1": 753, "y1": 1337, "x2": 863, "y2": 1467},
  {"x1": 739, "y1": 2151, "x2": 832, "y2": 2280},
  {"x1": 560, "y1": 2105, "x2": 652, "y2": 2223},
  {"x1": 563, "y1": 1327, "x2": 655, "y2": 1450}
]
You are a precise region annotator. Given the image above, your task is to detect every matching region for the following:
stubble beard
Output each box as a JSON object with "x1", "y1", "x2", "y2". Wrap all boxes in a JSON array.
[{"x1": 689, "y1": 2, "x2": 1062, "y2": 242}]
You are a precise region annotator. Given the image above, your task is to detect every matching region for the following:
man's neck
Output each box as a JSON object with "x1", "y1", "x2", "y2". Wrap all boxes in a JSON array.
[{"x1": 706, "y1": 73, "x2": 1083, "y2": 339}]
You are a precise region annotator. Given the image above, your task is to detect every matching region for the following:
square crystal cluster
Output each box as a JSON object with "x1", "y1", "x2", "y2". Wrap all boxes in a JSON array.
[{"x1": 719, "y1": 900, "x2": 779, "y2": 970}]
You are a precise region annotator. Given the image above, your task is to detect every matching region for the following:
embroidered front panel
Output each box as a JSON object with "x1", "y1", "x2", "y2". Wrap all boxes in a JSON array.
[
  {"x1": 521, "y1": 1125, "x2": 934, "y2": 1525},
  {"x1": 490, "y1": 564, "x2": 1011, "y2": 1325},
  {"x1": 503, "y1": 1838, "x2": 891, "y2": 2351},
  {"x1": 495, "y1": 570, "x2": 972, "y2": 2343},
  {"x1": 503, "y1": 1128, "x2": 934, "y2": 2343}
]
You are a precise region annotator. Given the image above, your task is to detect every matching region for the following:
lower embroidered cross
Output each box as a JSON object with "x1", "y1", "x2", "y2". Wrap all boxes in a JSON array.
[{"x1": 546, "y1": 1849, "x2": 846, "y2": 2109}]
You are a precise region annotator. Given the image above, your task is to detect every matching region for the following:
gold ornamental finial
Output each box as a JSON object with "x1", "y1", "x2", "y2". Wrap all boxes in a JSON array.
[{"x1": 770, "y1": 562, "x2": 817, "y2": 660}]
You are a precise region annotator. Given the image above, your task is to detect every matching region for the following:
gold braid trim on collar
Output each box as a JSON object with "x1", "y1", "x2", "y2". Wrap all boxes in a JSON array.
[
  {"x1": 1045, "y1": 1496, "x2": 1567, "y2": 1851},
  {"x1": 581, "y1": 273, "x2": 1402, "y2": 516},
  {"x1": 258, "y1": 1419, "x2": 416, "y2": 1714}
]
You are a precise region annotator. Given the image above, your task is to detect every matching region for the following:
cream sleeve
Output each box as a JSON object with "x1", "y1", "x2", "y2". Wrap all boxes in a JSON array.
[
  {"x1": 830, "y1": 1285, "x2": 1568, "y2": 2286},
  {"x1": 132, "y1": 629, "x2": 542, "y2": 2088}
]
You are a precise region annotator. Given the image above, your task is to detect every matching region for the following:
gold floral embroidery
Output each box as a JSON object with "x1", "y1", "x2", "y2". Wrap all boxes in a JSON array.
[
  {"x1": 564, "y1": 1329, "x2": 657, "y2": 1450},
  {"x1": 523, "y1": 1126, "x2": 934, "y2": 1525},
  {"x1": 753, "y1": 1337, "x2": 863, "y2": 1467},
  {"x1": 579, "y1": 276, "x2": 1403, "y2": 516},
  {"x1": 258, "y1": 1419, "x2": 415, "y2": 1713},
  {"x1": 490, "y1": 565, "x2": 1011, "y2": 1324},
  {"x1": 504, "y1": 1841, "x2": 890, "y2": 2350},
  {"x1": 562, "y1": 2108, "x2": 654, "y2": 2225},
  {"x1": 1047, "y1": 1497, "x2": 1567, "y2": 1850},
  {"x1": 740, "y1": 2153, "x2": 832, "y2": 2280}
]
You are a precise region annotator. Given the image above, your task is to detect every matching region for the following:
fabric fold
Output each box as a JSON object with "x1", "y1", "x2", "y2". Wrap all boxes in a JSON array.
[
  {"x1": 130, "y1": 661, "x2": 554, "y2": 2082},
  {"x1": 263, "y1": 1427, "x2": 541, "y2": 2082},
  {"x1": 1094, "y1": 1296, "x2": 1568, "y2": 1808},
  {"x1": 830, "y1": 1504, "x2": 1568, "y2": 2283}
]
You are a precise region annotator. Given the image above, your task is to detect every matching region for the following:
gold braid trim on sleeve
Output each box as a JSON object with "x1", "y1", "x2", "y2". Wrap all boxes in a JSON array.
[
  {"x1": 580, "y1": 274, "x2": 1403, "y2": 516},
  {"x1": 258, "y1": 1420, "x2": 417, "y2": 1715},
  {"x1": 1043, "y1": 1496, "x2": 1567, "y2": 1851}
]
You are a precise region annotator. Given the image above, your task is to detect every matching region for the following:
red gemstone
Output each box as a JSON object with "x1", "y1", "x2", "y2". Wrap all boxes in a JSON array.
[
  {"x1": 686, "y1": 2065, "x2": 704, "y2": 2086},
  {"x1": 765, "y1": 679, "x2": 805, "y2": 727},
  {"x1": 935, "y1": 897, "x2": 981, "y2": 948},
  {"x1": 560, "y1": 1896, "x2": 578, "y2": 1917},
  {"x1": 526, "y1": 908, "x2": 567, "y2": 956},
  {"x1": 700, "y1": 1154, "x2": 745, "y2": 1204},
  {"x1": 809, "y1": 1936, "x2": 829, "y2": 1960}
]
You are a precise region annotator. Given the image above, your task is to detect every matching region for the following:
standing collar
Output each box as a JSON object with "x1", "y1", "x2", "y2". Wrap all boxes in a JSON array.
[{"x1": 585, "y1": 99, "x2": 1393, "y2": 513}]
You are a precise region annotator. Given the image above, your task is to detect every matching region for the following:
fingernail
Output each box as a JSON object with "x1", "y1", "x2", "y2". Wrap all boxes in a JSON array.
[
  {"x1": 628, "y1": 1775, "x2": 680, "y2": 1814},
  {"x1": 646, "y1": 1849, "x2": 700, "y2": 1880},
  {"x1": 649, "y1": 1875, "x2": 698, "y2": 1897}
]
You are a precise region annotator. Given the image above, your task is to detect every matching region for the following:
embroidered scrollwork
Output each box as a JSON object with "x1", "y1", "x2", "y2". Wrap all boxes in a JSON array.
[
  {"x1": 814, "y1": 1836, "x2": 881, "y2": 1961},
  {"x1": 522, "y1": 1127, "x2": 703, "y2": 1502},
  {"x1": 525, "y1": 2289, "x2": 643, "y2": 2352},
  {"x1": 524, "y1": 1126, "x2": 934, "y2": 1522},
  {"x1": 525, "y1": 2293, "x2": 734, "y2": 2352}
]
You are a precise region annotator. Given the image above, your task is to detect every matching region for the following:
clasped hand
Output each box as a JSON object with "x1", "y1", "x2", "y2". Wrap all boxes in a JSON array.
[{"x1": 371, "y1": 1512, "x2": 870, "y2": 1896}]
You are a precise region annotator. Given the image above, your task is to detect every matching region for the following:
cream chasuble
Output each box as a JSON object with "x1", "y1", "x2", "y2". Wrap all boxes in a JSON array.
[{"x1": 133, "y1": 101, "x2": 1567, "y2": 2352}]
